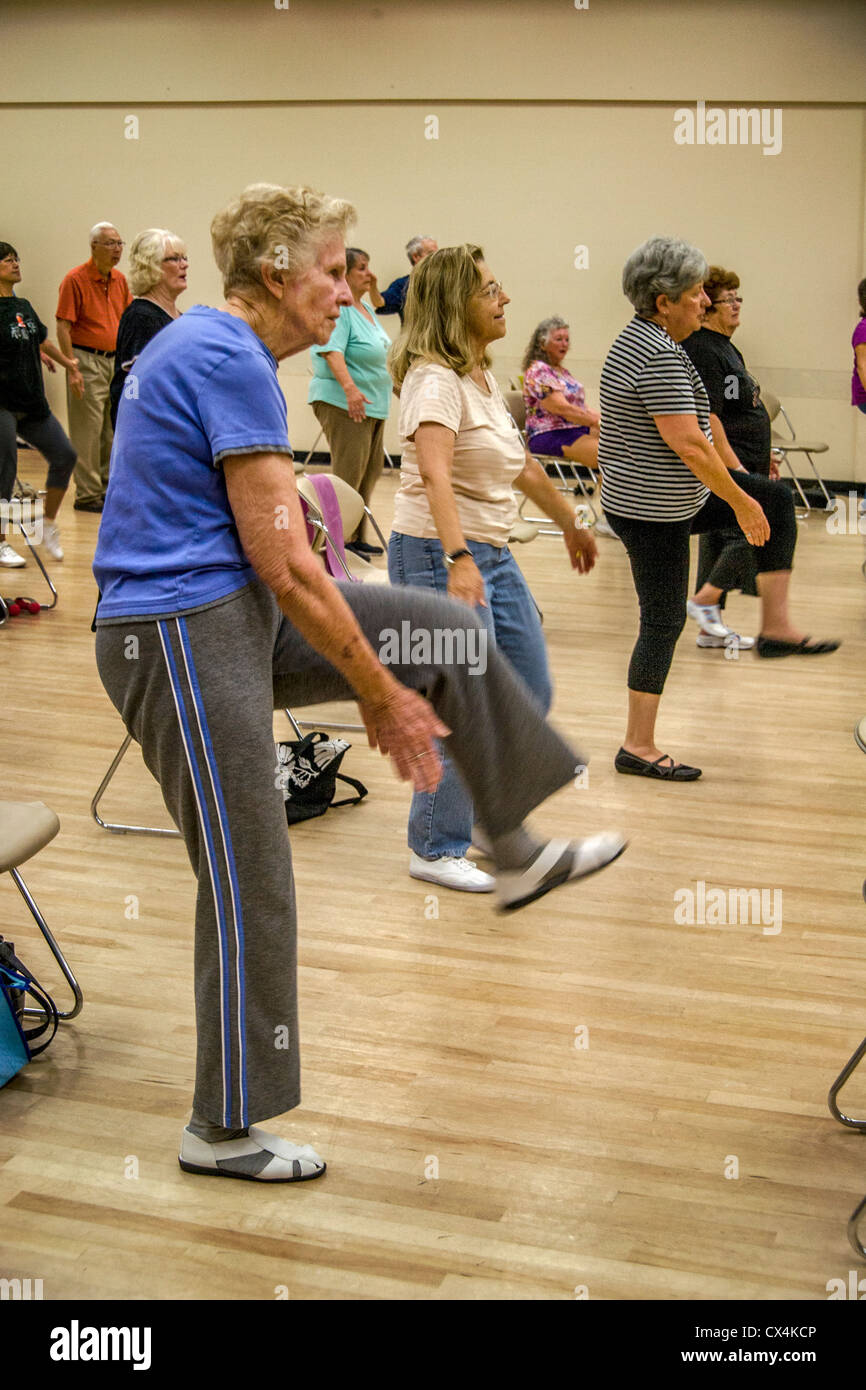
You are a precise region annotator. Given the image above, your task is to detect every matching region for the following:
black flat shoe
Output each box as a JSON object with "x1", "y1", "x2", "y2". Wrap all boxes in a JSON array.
[
  {"x1": 349, "y1": 539, "x2": 384, "y2": 555},
  {"x1": 73, "y1": 499, "x2": 103, "y2": 513},
  {"x1": 756, "y1": 635, "x2": 840, "y2": 658},
  {"x1": 614, "y1": 747, "x2": 702, "y2": 781}
]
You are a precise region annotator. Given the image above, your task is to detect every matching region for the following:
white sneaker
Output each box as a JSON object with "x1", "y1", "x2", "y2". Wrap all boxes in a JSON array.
[
  {"x1": 696, "y1": 631, "x2": 755, "y2": 650},
  {"x1": 41, "y1": 522, "x2": 63, "y2": 561},
  {"x1": 686, "y1": 599, "x2": 730, "y2": 638},
  {"x1": 409, "y1": 852, "x2": 495, "y2": 892},
  {"x1": 0, "y1": 541, "x2": 26, "y2": 568}
]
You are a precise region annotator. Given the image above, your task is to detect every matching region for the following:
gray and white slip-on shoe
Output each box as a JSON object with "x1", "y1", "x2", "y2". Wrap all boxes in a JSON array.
[
  {"x1": 495, "y1": 832, "x2": 627, "y2": 912},
  {"x1": 179, "y1": 1125, "x2": 326, "y2": 1182}
]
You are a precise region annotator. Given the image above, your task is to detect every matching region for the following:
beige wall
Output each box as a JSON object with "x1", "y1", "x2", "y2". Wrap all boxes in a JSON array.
[{"x1": 5, "y1": 0, "x2": 866, "y2": 478}]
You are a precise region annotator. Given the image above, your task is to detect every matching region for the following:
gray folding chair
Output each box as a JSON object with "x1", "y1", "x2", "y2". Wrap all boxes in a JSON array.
[{"x1": 761, "y1": 389, "x2": 833, "y2": 512}]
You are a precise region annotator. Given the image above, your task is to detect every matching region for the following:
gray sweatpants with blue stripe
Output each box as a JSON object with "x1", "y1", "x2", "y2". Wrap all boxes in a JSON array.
[{"x1": 95, "y1": 578, "x2": 582, "y2": 1128}]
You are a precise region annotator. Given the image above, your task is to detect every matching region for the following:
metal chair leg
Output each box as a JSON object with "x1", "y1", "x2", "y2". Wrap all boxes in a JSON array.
[
  {"x1": 803, "y1": 451, "x2": 834, "y2": 509},
  {"x1": 849, "y1": 1193, "x2": 866, "y2": 1260},
  {"x1": 301, "y1": 428, "x2": 326, "y2": 469},
  {"x1": 781, "y1": 457, "x2": 812, "y2": 513},
  {"x1": 16, "y1": 527, "x2": 58, "y2": 610},
  {"x1": 828, "y1": 1034, "x2": 866, "y2": 1130},
  {"x1": 10, "y1": 867, "x2": 83, "y2": 1020},
  {"x1": 91, "y1": 733, "x2": 181, "y2": 837}
]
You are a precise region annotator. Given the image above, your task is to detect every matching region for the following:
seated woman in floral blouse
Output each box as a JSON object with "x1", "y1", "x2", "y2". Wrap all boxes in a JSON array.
[{"x1": 521, "y1": 316, "x2": 600, "y2": 471}]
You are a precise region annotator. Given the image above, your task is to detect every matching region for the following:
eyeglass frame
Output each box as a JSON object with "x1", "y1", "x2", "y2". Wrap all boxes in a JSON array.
[
  {"x1": 162, "y1": 255, "x2": 189, "y2": 265},
  {"x1": 476, "y1": 280, "x2": 505, "y2": 300},
  {"x1": 713, "y1": 296, "x2": 743, "y2": 306}
]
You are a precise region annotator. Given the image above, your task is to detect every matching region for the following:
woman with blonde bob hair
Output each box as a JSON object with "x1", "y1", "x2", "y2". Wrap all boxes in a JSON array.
[
  {"x1": 92, "y1": 190, "x2": 625, "y2": 1182},
  {"x1": 110, "y1": 227, "x2": 188, "y2": 425},
  {"x1": 387, "y1": 244, "x2": 604, "y2": 893}
]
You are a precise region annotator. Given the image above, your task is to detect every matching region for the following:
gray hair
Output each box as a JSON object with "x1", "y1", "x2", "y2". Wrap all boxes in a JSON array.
[
  {"x1": 89, "y1": 221, "x2": 119, "y2": 244},
  {"x1": 405, "y1": 234, "x2": 434, "y2": 264},
  {"x1": 128, "y1": 228, "x2": 186, "y2": 296},
  {"x1": 522, "y1": 316, "x2": 569, "y2": 372},
  {"x1": 623, "y1": 236, "x2": 708, "y2": 316},
  {"x1": 345, "y1": 247, "x2": 369, "y2": 274}
]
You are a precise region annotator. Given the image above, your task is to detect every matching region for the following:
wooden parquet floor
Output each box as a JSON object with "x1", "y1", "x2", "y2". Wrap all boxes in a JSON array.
[{"x1": 1, "y1": 456, "x2": 864, "y2": 1301}]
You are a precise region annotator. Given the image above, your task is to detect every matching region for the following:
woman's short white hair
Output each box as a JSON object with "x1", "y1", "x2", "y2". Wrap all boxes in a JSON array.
[
  {"x1": 623, "y1": 236, "x2": 708, "y2": 317},
  {"x1": 128, "y1": 228, "x2": 186, "y2": 296}
]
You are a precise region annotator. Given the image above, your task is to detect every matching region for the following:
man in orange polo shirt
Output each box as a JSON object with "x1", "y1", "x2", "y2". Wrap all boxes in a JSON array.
[{"x1": 56, "y1": 222, "x2": 131, "y2": 512}]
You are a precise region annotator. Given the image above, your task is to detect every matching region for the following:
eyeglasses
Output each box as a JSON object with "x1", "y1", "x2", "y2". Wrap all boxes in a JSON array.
[
  {"x1": 477, "y1": 281, "x2": 505, "y2": 300},
  {"x1": 714, "y1": 296, "x2": 743, "y2": 306},
  {"x1": 96, "y1": 240, "x2": 124, "y2": 249},
  {"x1": 163, "y1": 255, "x2": 189, "y2": 264}
]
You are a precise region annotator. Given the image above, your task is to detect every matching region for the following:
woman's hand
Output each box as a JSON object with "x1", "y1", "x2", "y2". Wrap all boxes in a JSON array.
[
  {"x1": 358, "y1": 684, "x2": 451, "y2": 792},
  {"x1": 40, "y1": 350, "x2": 56, "y2": 374},
  {"x1": 447, "y1": 554, "x2": 487, "y2": 608},
  {"x1": 733, "y1": 493, "x2": 771, "y2": 546},
  {"x1": 346, "y1": 386, "x2": 371, "y2": 423},
  {"x1": 564, "y1": 520, "x2": 598, "y2": 573}
]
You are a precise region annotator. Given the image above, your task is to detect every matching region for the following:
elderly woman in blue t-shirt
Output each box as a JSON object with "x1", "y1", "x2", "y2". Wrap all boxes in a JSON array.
[
  {"x1": 308, "y1": 247, "x2": 392, "y2": 555},
  {"x1": 91, "y1": 184, "x2": 626, "y2": 1185}
]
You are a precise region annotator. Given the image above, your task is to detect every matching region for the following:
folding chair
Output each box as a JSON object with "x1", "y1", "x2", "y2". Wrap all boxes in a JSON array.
[
  {"x1": 761, "y1": 389, "x2": 833, "y2": 512},
  {"x1": 504, "y1": 389, "x2": 599, "y2": 532},
  {"x1": 827, "y1": 1034, "x2": 866, "y2": 1131},
  {"x1": 0, "y1": 800, "x2": 83, "y2": 1020}
]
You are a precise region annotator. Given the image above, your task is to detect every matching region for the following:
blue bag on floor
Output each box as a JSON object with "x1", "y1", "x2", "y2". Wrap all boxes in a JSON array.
[
  {"x1": 0, "y1": 963, "x2": 31, "y2": 1086},
  {"x1": 0, "y1": 938, "x2": 59, "y2": 1086}
]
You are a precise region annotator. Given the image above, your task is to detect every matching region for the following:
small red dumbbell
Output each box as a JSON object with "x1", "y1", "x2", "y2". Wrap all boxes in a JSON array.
[
  {"x1": 2, "y1": 597, "x2": 22, "y2": 617},
  {"x1": 13, "y1": 596, "x2": 40, "y2": 614}
]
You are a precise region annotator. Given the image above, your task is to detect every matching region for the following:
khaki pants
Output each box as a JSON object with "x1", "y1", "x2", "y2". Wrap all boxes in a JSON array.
[
  {"x1": 312, "y1": 400, "x2": 385, "y2": 542},
  {"x1": 67, "y1": 351, "x2": 114, "y2": 505}
]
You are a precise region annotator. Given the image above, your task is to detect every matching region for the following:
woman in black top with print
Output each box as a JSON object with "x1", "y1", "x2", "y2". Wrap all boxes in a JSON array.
[
  {"x1": 0, "y1": 242, "x2": 79, "y2": 566},
  {"x1": 110, "y1": 228, "x2": 187, "y2": 427}
]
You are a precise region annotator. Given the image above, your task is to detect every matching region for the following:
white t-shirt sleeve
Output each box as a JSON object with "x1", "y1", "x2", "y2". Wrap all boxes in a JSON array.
[{"x1": 399, "y1": 364, "x2": 463, "y2": 440}]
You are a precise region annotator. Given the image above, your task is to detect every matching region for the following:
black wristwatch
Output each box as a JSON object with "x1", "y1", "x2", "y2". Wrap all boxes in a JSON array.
[{"x1": 443, "y1": 548, "x2": 473, "y2": 568}]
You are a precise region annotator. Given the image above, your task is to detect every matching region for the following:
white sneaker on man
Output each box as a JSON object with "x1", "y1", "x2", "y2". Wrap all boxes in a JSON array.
[
  {"x1": 0, "y1": 541, "x2": 26, "y2": 568},
  {"x1": 40, "y1": 523, "x2": 63, "y2": 561},
  {"x1": 409, "y1": 852, "x2": 495, "y2": 892}
]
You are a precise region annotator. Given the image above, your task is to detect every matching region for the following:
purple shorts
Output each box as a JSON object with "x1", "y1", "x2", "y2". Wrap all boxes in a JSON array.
[{"x1": 527, "y1": 426, "x2": 589, "y2": 457}]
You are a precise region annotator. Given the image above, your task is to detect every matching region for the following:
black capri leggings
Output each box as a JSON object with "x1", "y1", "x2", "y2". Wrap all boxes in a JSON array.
[
  {"x1": 606, "y1": 473, "x2": 797, "y2": 696},
  {"x1": 0, "y1": 407, "x2": 77, "y2": 502}
]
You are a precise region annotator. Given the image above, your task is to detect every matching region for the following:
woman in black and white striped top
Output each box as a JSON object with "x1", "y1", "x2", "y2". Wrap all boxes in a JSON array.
[{"x1": 600, "y1": 236, "x2": 838, "y2": 783}]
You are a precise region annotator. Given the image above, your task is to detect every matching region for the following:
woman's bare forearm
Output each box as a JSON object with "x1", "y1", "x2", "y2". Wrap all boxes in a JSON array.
[{"x1": 224, "y1": 454, "x2": 395, "y2": 705}]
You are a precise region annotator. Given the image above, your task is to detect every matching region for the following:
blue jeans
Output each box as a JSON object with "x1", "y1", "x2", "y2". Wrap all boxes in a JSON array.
[{"x1": 388, "y1": 532, "x2": 552, "y2": 857}]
